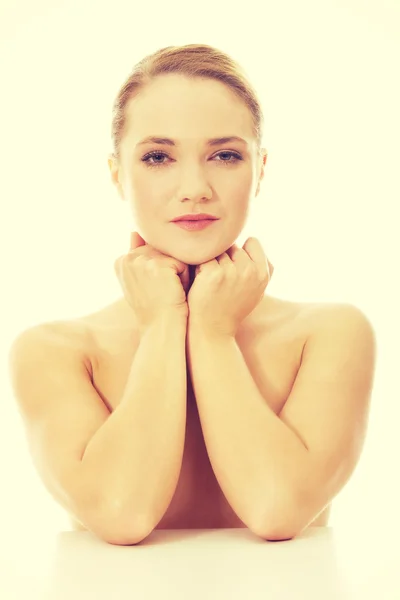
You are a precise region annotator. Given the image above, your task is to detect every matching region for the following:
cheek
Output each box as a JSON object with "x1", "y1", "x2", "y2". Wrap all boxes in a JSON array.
[
  {"x1": 129, "y1": 185, "x2": 160, "y2": 216},
  {"x1": 230, "y1": 192, "x2": 251, "y2": 216},
  {"x1": 226, "y1": 172, "x2": 253, "y2": 198}
]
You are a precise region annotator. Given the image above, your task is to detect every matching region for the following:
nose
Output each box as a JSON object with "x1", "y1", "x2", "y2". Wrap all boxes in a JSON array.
[{"x1": 176, "y1": 163, "x2": 213, "y2": 203}]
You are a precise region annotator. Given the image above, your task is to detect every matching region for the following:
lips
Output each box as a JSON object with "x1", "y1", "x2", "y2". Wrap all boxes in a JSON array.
[
  {"x1": 173, "y1": 219, "x2": 217, "y2": 231},
  {"x1": 172, "y1": 214, "x2": 219, "y2": 222}
]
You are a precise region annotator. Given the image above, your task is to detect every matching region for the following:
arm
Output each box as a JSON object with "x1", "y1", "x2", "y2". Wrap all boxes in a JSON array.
[
  {"x1": 187, "y1": 304, "x2": 376, "y2": 540},
  {"x1": 187, "y1": 323, "x2": 307, "y2": 540},
  {"x1": 81, "y1": 313, "x2": 188, "y2": 542}
]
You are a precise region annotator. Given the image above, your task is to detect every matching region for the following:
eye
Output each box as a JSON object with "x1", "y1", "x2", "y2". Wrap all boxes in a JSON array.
[
  {"x1": 215, "y1": 151, "x2": 243, "y2": 165},
  {"x1": 141, "y1": 150, "x2": 243, "y2": 168},
  {"x1": 141, "y1": 151, "x2": 170, "y2": 167}
]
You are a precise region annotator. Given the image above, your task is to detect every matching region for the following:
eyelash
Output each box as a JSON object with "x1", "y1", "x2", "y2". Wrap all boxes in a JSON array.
[{"x1": 141, "y1": 150, "x2": 243, "y2": 169}]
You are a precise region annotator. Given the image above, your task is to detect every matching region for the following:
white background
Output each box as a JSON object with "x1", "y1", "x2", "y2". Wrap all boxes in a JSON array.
[{"x1": 1, "y1": 0, "x2": 399, "y2": 541}]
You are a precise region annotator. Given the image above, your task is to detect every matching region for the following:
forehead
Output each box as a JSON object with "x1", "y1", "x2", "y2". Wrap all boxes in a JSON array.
[{"x1": 123, "y1": 74, "x2": 254, "y2": 145}]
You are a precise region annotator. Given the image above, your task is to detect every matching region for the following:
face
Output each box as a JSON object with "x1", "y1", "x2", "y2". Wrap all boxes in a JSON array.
[{"x1": 108, "y1": 74, "x2": 267, "y2": 266}]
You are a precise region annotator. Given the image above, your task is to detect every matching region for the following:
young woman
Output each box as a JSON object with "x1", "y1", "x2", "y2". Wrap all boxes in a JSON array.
[{"x1": 8, "y1": 44, "x2": 376, "y2": 546}]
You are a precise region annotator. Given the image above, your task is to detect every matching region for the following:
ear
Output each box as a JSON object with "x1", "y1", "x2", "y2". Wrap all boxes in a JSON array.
[
  {"x1": 259, "y1": 149, "x2": 267, "y2": 179},
  {"x1": 108, "y1": 153, "x2": 126, "y2": 201},
  {"x1": 255, "y1": 149, "x2": 267, "y2": 197}
]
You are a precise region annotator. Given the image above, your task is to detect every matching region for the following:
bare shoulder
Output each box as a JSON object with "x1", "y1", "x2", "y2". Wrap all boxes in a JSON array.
[
  {"x1": 9, "y1": 298, "x2": 135, "y2": 374},
  {"x1": 9, "y1": 316, "x2": 94, "y2": 376},
  {"x1": 258, "y1": 293, "x2": 328, "y2": 329},
  {"x1": 300, "y1": 300, "x2": 377, "y2": 365},
  {"x1": 292, "y1": 298, "x2": 375, "y2": 334},
  {"x1": 261, "y1": 294, "x2": 373, "y2": 338}
]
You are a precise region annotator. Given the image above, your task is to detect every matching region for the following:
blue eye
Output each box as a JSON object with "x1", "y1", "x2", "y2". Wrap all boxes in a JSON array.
[{"x1": 141, "y1": 150, "x2": 243, "y2": 168}]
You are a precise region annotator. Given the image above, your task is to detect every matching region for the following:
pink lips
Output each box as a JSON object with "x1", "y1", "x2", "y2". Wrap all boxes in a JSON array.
[{"x1": 173, "y1": 219, "x2": 216, "y2": 231}]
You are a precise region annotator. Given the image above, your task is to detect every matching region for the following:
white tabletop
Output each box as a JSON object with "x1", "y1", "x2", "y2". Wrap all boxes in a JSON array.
[{"x1": 1, "y1": 525, "x2": 399, "y2": 599}]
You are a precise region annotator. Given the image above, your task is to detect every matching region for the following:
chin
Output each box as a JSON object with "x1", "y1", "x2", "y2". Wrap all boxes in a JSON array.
[
  {"x1": 141, "y1": 231, "x2": 238, "y2": 265},
  {"x1": 173, "y1": 239, "x2": 239, "y2": 264},
  {"x1": 173, "y1": 249, "x2": 225, "y2": 266}
]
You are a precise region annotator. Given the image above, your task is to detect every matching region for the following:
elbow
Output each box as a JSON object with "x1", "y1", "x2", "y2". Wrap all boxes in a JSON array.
[
  {"x1": 246, "y1": 481, "x2": 309, "y2": 542},
  {"x1": 100, "y1": 521, "x2": 154, "y2": 546},
  {"x1": 100, "y1": 529, "x2": 153, "y2": 546},
  {"x1": 85, "y1": 499, "x2": 155, "y2": 546},
  {"x1": 250, "y1": 520, "x2": 298, "y2": 542},
  {"x1": 248, "y1": 503, "x2": 300, "y2": 542}
]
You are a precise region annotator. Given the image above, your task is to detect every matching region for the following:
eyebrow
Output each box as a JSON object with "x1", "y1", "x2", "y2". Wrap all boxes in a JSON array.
[{"x1": 136, "y1": 135, "x2": 248, "y2": 147}]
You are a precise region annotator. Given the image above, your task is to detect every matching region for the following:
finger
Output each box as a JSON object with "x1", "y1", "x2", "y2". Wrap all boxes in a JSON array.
[
  {"x1": 226, "y1": 244, "x2": 243, "y2": 262},
  {"x1": 114, "y1": 255, "x2": 121, "y2": 274},
  {"x1": 195, "y1": 258, "x2": 217, "y2": 276},
  {"x1": 225, "y1": 244, "x2": 238, "y2": 260},
  {"x1": 217, "y1": 251, "x2": 246, "y2": 276},
  {"x1": 216, "y1": 252, "x2": 234, "y2": 266},
  {"x1": 242, "y1": 237, "x2": 268, "y2": 275},
  {"x1": 130, "y1": 231, "x2": 146, "y2": 250}
]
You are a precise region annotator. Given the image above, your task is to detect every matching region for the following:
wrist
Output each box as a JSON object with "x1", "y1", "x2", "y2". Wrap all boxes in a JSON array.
[
  {"x1": 141, "y1": 311, "x2": 188, "y2": 336},
  {"x1": 187, "y1": 317, "x2": 234, "y2": 340}
]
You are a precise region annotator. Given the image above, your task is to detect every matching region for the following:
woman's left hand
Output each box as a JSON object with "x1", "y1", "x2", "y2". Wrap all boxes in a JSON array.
[{"x1": 187, "y1": 237, "x2": 274, "y2": 337}]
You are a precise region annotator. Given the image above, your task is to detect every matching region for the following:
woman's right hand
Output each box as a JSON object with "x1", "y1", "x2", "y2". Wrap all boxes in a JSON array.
[{"x1": 114, "y1": 232, "x2": 190, "y2": 332}]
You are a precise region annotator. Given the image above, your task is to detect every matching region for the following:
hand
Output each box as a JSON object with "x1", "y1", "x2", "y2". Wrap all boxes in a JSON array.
[
  {"x1": 114, "y1": 232, "x2": 190, "y2": 334},
  {"x1": 187, "y1": 237, "x2": 274, "y2": 337}
]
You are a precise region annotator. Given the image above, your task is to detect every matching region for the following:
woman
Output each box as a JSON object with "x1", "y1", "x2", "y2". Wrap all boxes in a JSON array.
[{"x1": 8, "y1": 44, "x2": 376, "y2": 546}]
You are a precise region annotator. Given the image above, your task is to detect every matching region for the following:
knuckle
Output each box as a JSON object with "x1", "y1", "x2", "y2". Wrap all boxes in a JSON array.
[
  {"x1": 243, "y1": 264, "x2": 255, "y2": 277},
  {"x1": 132, "y1": 253, "x2": 147, "y2": 268},
  {"x1": 144, "y1": 260, "x2": 157, "y2": 273},
  {"x1": 212, "y1": 268, "x2": 224, "y2": 279}
]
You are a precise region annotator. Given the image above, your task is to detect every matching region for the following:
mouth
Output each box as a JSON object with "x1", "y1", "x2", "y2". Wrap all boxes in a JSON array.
[{"x1": 172, "y1": 219, "x2": 217, "y2": 232}]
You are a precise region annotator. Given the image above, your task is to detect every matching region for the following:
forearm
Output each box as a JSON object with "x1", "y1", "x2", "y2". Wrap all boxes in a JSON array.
[
  {"x1": 81, "y1": 313, "x2": 187, "y2": 537},
  {"x1": 187, "y1": 326, "x2": 309, "y2": 536}
]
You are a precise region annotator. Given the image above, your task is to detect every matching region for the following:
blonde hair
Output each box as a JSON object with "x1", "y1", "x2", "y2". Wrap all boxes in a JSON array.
[{"x1": 110, "y1": 44, "x2": 264, "y2": 161}]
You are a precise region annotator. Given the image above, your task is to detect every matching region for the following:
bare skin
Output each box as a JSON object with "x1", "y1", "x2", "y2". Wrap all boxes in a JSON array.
[{"x1": 46, "y1": 292, "x2": 331, "y2": 532}]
